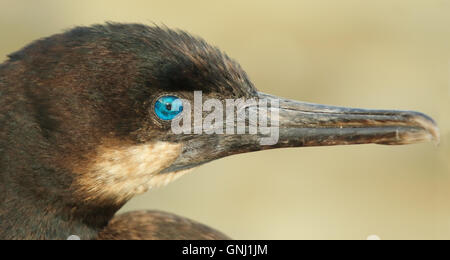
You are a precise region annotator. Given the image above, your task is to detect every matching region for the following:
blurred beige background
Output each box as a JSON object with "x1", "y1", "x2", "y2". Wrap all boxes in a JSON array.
[{"x1": 1, "y1": 0, "x2": 449, "y2": 239}]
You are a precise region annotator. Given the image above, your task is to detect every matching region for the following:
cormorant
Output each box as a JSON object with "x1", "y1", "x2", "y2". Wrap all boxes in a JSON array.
[{"x1": 0, "y1": 23, "x2": 439, "y2": 240}]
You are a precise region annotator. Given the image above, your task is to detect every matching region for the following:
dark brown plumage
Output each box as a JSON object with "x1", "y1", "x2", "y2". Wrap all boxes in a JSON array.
[
  {"x1": 0, "y1": 23, "x2": 251, "y2": 239},
  {"x1": 97, "y1": 211, "x2": 230, "y2": 240},
  {"x1": 0, "y1": 23, "x2": 439, "y2": 240}
]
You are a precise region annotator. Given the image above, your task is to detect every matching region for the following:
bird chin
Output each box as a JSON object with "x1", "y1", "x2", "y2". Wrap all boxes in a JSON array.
[{"x1": 74, "y1": 140, "x2": 187, "y2": 203}]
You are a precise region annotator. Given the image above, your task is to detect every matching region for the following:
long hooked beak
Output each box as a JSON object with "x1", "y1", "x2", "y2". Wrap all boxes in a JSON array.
[
  {"x1": 162, "y1": 92, "x2": 439, "y2": 173},
  {"x1": 259, "y1": 92, "x2": 440, "y2": 148}
]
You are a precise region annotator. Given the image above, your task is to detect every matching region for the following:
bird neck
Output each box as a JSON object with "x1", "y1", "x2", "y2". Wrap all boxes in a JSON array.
[
  {"x1": 0, "y1": 174, "x2": 123, "y2": 240},
  {"x1": 0, "y1": 63, "x2": 126, "y2": 239}
]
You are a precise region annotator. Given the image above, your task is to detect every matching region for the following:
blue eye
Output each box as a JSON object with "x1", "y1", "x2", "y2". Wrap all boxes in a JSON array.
[{"x1": 154, "y1": 96, "x2": 183, "y2": 120}]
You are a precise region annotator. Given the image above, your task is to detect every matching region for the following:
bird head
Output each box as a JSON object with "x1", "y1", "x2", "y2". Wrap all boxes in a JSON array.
[{"x1": 3, "y1": 23, "x2": 439, "y2": 210}]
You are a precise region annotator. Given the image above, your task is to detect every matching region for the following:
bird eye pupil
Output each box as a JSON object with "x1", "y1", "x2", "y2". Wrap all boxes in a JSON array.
[{"x1": 154, "y1": 96, "x2": 183, "y2": 120}]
